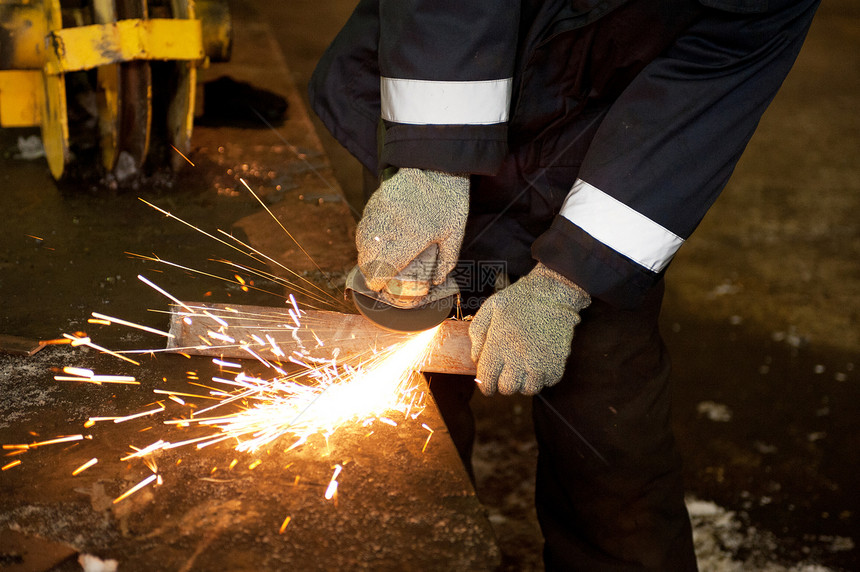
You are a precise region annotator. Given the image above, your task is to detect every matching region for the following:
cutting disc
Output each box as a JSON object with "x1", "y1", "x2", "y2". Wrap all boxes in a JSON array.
[{"x1": 347, "y1": 267, "x2": 457, "y2": 333}]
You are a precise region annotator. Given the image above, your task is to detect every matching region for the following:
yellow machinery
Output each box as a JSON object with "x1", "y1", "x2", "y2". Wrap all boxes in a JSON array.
[{"x1": 0, "y1": 0, "x2": 231, "y2": 180}]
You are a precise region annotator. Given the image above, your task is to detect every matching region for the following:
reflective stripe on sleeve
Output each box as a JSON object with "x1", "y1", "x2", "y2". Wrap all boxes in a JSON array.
[
  {"x1": 560, "y1": 179, "x2": 684, "y2": 273},
  {"x1": 380, "y1": 77, "x2": 512, "y2": 125}
]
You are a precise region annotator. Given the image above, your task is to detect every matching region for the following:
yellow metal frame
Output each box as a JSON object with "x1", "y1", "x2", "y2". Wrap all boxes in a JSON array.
[
  {"x1": 1, "y1": 0, "x2": 230, "y2": 179},
  {"x1": 45, "y1": 18, "x2": 204, "y2": 74},
  {"x1": 0, "y1": 70, "x2": 42, "y2": 126},
  {"x1": 0, "y1": 3, "x2": 48, "y2": 69},
  {"x1": 40, "y1": 0, "x2": 69, "y2": 179}
]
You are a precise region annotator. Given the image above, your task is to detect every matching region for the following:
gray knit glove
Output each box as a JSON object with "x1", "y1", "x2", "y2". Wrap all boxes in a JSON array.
[
  {"x1": 356, "y1": 168, "x2": 469, "y2": 292},
  {"x1": 469, "y1": 263, "x2": 591, "y2": 396}
]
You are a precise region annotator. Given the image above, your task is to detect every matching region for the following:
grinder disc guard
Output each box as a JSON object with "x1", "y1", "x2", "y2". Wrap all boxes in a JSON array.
[{"x1": 346, "y1": 266, "x2": 458, "y2": 333}]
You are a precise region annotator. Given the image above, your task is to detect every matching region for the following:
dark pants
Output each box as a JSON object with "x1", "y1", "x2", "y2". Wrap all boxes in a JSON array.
[{"x1": 429, "y1": 281, "x2": 697, "y2": 571}]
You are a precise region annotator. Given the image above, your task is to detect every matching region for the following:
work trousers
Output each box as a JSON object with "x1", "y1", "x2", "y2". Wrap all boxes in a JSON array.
[{"x1": 428, "y1": 280, "x2": 697, "y2": 571}]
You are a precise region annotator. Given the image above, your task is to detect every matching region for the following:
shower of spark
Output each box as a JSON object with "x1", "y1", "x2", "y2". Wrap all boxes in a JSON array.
[
  {"x1": 4, "y1": 302, "x2": 443, "y2": 504},
  {"x1": 2, "y1": 179, "x2": 449, "y2": 510},
  {"x1": 118, "y1": 318, "x2": 441, "y2": 458}
]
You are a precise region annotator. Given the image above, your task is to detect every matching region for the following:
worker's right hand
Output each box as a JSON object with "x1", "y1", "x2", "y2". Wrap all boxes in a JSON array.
[
  {"x1": 469, "y1": 263, "x2": 591, "y2": 396},
  {"x1": 356, "y1": 168, "x2": 469, "y2": 292}
]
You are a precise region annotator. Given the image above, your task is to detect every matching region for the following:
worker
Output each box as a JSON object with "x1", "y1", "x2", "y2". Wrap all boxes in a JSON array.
[{"x1": 309, "y1": 0, "x2": 820, "y2": 569}]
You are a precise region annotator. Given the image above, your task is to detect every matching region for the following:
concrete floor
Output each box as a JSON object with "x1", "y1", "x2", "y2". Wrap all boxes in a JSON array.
[{"x1": 1, "y1": 0, "x2": 858, "y2": 570}]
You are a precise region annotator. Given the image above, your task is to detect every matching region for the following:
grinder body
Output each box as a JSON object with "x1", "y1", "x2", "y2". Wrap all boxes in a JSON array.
[{"x1": 346, "y1": 245, "x2": 459, "y2": 332}]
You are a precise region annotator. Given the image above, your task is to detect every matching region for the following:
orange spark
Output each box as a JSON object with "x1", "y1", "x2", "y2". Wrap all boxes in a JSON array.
[
  {"x1": 279, "y1": 515, "x2": 292, "y2": 534},
  {"x1": 324, "y1": 464, "x2": 343, "y2": 501},
  {"x1": 170, "y1": 144, "x2": 195, "y2": 166},
  {"x1": 90, "y1": 312, "x2": 174, "y2": 338},
  {"x1": 113, "y1": 473, "x2": 158, "y2": 504},
  {"x1": 422, "y1": 423, "x2": 434, "y2": 453},
  {"x1": 72, "y1": 458, "x2": 99, "y2": 475}
]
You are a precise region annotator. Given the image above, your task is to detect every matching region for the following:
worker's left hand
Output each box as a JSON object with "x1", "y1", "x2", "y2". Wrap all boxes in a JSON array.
[
  {"x1": 356, "y1": 168, "x2": 469, "y2": 292},
  {"x1": 469, "y1": 263, "x2": 591, "y2": 396}
]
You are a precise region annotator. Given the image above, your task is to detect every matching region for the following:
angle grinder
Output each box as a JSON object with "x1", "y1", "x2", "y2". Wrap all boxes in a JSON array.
[{"x1": 346, "y1": 244, "x2": 459, "y2": 333}]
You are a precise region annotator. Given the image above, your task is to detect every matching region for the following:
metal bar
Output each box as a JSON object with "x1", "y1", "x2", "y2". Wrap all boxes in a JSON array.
[
  {"x1": 166, "y1": 302, "x2": 477, "y2": 376},
  {"x1": 45, "y1": 18, "x2": 204, "y2": 74}
]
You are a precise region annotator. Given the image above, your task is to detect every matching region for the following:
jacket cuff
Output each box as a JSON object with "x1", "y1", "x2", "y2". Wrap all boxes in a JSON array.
[
  {"x1": 379, "y1": 122, "x2": 508, "y2": 176},
  {"x1": 531, "y1": 216, "x2": 663, "y2": 309}
]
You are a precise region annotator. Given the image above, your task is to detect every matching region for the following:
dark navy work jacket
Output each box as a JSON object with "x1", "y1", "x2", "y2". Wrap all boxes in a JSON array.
[{"x1": 310, "y1": 0, "x2": 819, "y2": 307}]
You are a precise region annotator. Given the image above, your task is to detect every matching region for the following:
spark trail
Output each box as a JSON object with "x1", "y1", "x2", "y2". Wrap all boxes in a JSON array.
[{"x1": 2, "y1": 182, "x2": 446, "y2": 508}]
